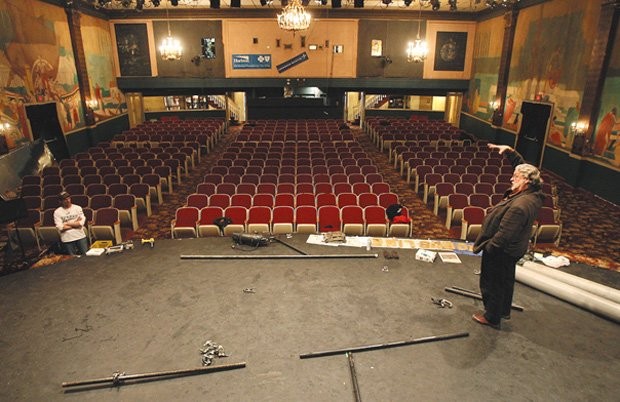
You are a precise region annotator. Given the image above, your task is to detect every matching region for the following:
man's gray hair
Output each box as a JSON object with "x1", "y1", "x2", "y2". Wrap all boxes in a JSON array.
[{"x1": 515, "y1": 163, "x2": 542, "y2": 188}]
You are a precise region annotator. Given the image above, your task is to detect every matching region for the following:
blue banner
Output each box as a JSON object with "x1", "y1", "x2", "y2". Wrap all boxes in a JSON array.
[
  {"x1": 276, "y1": 52, "x2": 309, "y2": 73},
  {"x1": 232, "y1": 54, "x2": 272, "y2": 69}
]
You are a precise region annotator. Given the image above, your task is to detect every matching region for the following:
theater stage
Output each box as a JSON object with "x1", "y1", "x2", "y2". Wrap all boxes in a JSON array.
[{"x1": 0, "y1": 236, "x2": 618, "y2": 401}]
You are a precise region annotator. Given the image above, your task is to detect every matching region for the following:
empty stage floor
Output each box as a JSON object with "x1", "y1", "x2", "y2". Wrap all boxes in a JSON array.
[{"x1": 0, "y1": 236, "x2": 619, "y2": 401}]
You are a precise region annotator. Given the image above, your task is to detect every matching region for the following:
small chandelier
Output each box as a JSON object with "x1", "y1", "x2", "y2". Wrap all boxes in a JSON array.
[
  {"x1": 159, "y1": 2, "x2": 182, "y2": 61},
  {"x1": 277, "y1": 0, "x2": 311, "y2": 33},
  {"x1": 407, "y1": 4, "x2": 428, "y2": 63}
]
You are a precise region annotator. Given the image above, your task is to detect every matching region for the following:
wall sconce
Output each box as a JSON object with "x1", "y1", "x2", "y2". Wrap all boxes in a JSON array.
[
  {"x1": 0, "y1": 120, "x2": 10, "y2": 132},
  {"x1": 570, "y1": 121, "x2": 588, "y2": 155},
  {"x1": 86, "y1": 99, "x2": 98, "y2": 110},
  {"x1": 570, "y1": 121, "x2": 587, "y2": 135}
]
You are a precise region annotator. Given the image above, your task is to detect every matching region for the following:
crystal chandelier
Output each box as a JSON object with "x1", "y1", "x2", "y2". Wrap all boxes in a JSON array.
[
  {"x1": 406, "y1": 4, "x2": 428, "y2": 63},
  {"x1": 159, "y1": 3, "x2": 182, "y2": 61},
  {"x1": 277, "y1": 0, "x2": 311, "y2": 33}
]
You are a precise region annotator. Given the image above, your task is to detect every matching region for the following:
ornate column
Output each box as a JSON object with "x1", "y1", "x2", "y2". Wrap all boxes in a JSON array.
[
  {"x1": 491, "y1": 5, "x2": 519, "y2": 127},
  {"x1": 64, "y1": 0, "x2": 94, "y2": 126},
  {"x1": 572, "y1": 0, "x2": 620, "y2": 155},
  {"x1": 125, "y1": 93, "x2": 144, "y2": 128},
  {"x1": 444, "y1": 92, "x2": 463, "y2": 126}
]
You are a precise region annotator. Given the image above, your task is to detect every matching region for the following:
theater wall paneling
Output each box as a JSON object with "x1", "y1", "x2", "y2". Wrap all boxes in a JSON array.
[
  {"x1": 463, "y1": 15, "x2": 503, "y2": 121},
  {"x1": 505, "y1": 0, "x2": 599, "y2": 151},
  {"x1": 357, "y1": 20, "x2": 424, "y2": 78},
  {"x1": 0, "y1": 0, "x2": 82, "y2": 145},
  {"x1": 80, "y1": 13, "x2": 126, "y2": 121},
  {"x1": 153, "y1": 19, "x2": 224, "y2": 78},
  {"x1": 222, "y1": 19, "x2": 357, "y2": 78},
  {"x1": 589, "y1": 23, "x2": 620, "y2": 170}
]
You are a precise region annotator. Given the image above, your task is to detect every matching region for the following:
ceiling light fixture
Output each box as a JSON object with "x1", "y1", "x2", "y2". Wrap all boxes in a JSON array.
[
  {"x1": 486, "y1": 0, "x2": 520, "y2": 8},
  {"x1": 277, "y1": 0, "x2": 311, "y2": 33},
  {"x1": 406, "y1": 3, "x2": 428, "y2": 63},
  {"x1": 159, "y1": 1, "x2": 183, "y2": 61}
]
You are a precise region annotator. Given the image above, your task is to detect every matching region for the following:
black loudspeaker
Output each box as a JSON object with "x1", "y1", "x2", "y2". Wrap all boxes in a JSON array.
[
  {"x1": 0, "y1": 198, "x2": 27, "y2": 224},
  {"x1": 332, "y1": 0, "x2": 342, "y2": 8},
  {"x1": 231, "y1": 0, "x2": 240, "y2": 7},
  {"x1": 210, "y1": 0, "x2": 220, "y2": 8},
  {"x1": 354, "y1": 0, "x2": 363, "y2": 7}
]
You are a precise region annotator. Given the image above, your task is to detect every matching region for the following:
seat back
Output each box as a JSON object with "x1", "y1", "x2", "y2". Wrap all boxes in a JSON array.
[{"x1": 318, "y1": 205, "x2": 341, "y2": 232}]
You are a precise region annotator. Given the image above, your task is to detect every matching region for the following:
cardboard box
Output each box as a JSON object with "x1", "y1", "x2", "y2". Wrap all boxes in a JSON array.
[{"x1": 415, "y1": 248, "x2": 437, "y2": 263}]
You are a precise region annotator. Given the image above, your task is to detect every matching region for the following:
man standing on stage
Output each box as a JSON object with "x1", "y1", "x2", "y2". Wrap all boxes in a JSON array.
[{"x1": 472, "y1": 144, "x2": 545, "y2": 329}]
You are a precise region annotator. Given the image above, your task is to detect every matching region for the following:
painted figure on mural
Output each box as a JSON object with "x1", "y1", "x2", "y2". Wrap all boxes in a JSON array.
[
  {"x1": 548, "y1": 116, "x2": 563, "y2": 147},
  {"x1": 593, "y1": 106, "x2": 617, "y2": 156}
]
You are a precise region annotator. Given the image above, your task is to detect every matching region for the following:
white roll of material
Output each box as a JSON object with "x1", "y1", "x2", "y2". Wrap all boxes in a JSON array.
[
  {"x1": 522, "y1": 261, "x2": 620, "y2": 304},
  {"x1": 516, "y1": 264, "x2": 620, "y2": 324}
]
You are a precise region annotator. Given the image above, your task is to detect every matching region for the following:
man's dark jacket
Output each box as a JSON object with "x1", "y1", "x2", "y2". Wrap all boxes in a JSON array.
[{"x1": 473, "y1": 151, "x2": 545, "y2": 258}]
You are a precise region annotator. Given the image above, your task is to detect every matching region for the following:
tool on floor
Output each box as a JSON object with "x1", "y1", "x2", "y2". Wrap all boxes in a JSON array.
[
  {"x1": 104, "y1": 245, "x2": 124, "y2": 255},
  {"x1": 200, "y1": 340, "x2": 228, "y2": 366},
  {"x1": 431, "y1": 297, "x2": 453, "y2": 308},
  {"x1": 141, "y1": 238, "x2": 154, "y2": 248},
  {"x1": 299, "y1": 331, "x2": 469, "y2": 359},
  {"x1": 444, "y1": 286, "x2": 524, "y2": 311},
  {"x1": 61, "y1": 362, "x2": 246, "y2": 389}
]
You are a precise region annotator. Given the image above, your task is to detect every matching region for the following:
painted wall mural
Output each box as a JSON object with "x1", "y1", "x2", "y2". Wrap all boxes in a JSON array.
[
  {"x1": 81, "y1": 13, "x2": 126, "y2": 121},
  {"x1": 463, "y1": 15, "x2": 503, "y2": 120},
  {"x1": 504, "y1": 0, "x2": 599, "y2": 152},
  {"x1": 0, "y1": 0, "x2": 82, "y2": 149},
  {"x1": 589, "y1": 22, "x2": 620, "y2": 168}
]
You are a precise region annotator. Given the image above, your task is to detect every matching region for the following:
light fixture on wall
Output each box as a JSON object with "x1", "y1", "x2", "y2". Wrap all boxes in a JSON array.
[
  {"x1": 0, "y1": 119, "x2": 10, "y2": 132},
  {"x1": 406, "y1": 3, "x2": 428, "y2": 63},
  {"x1": 277, "y1": 0, "x2": 311, "y2": 33},
  {"x1": 570, "y1": 121, "x2": 587, "y2": 136},
  {"x1": 159, "y1": 1, "x2": 183, "y2": 61}
]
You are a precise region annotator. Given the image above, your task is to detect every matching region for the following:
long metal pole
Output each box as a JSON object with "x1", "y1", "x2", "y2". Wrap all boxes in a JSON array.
[
  {"x1": 181, "y1": 254, "x2": 378, "y2": 260},
  {"x1": 347, "y1": 352, "x2": 362, "y2": 402},
  {"x1": 299, "y1": 331, "x2": 469, "y2": 359},
  {"x1": 444, "y1": 287, "x2": 525, "y2": 311},
  {"x1": 62, "y1": 362, "x2": 246, "y2": 388},
  {"x1": 271, "y1": 237, "x2": 308, "y2": 255}
]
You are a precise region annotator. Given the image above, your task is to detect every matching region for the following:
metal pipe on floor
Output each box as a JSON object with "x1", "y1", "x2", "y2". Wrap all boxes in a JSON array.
[
  {"x1": 347, "y1": 353, "x2": 362, "y2": 402},
  {"x1": 181, "y1": 254, "x2": 379, "y2": 260},
  {"x1": 522, "y1": 261, "x2": 620, "y2": 304},
  {"x1": 271, "y1": 237, "x2": 308, "y2": 255},
  {"x1": 61, "y1": 362, "x2": 247, "y2": 388},
  {"x1": 444, "y1": 287, "x2": 525, "y2": 311},
  {"x1": 516, "y1": 264, "x2": 620, "y2": 324},
  {"x1": 299, "y1": 331, "x2": 469, "y2": 359}
]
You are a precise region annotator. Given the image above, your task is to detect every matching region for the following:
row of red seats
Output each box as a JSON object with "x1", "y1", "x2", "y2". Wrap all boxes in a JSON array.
[
  {"x1": 195, "y1": 181, "x2": 392, "y2": 197},
  {"x1": 171, "y1": 205, "x2": 411, "y2": 238},
  {"x1": 185, "y1": 192, "x2": 399, "y2": 210},
  {"x1": 207, "y1": 164, "x2": 379, "y2": 178}
]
